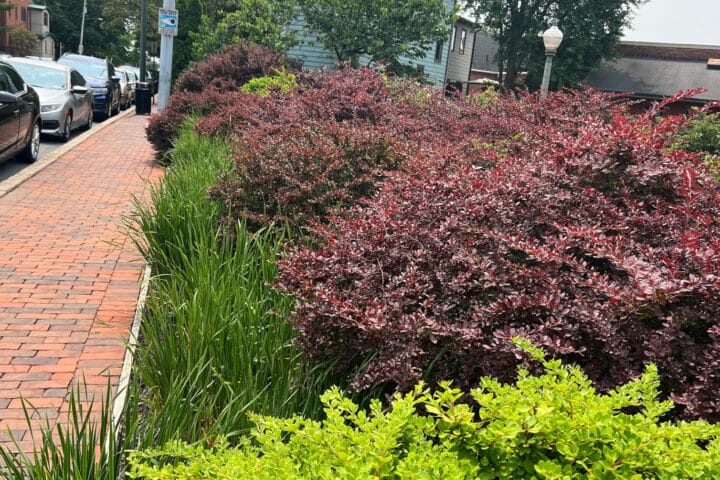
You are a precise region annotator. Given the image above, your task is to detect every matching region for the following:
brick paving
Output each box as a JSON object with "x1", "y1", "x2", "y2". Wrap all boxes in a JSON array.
[{"x1": 0, "y1": 111, "x2": 162, "y2": 452}]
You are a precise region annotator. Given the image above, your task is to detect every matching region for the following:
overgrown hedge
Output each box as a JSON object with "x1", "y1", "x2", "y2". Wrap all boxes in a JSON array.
[{"x1": 127, "y1": 343, "x2": 720, "y2": 479}]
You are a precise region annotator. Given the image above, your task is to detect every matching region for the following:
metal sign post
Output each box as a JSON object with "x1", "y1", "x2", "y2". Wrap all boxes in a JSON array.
[{"x1": 157, "y1": 1, "x2": 177, "y2": 113}]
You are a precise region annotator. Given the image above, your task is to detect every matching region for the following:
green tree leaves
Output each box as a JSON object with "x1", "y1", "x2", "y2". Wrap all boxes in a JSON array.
[
  {"x1": 189, "y1": 0, "x2": 299, "y2": 61},
  {"x1": 299, "y1": 0, "x2": 456, "y2": 74}
]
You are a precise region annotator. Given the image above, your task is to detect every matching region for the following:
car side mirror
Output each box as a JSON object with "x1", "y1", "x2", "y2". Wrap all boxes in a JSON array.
[
  {"x1": 0, "y1": 91, "x2": 18, "y2": 103},
  {"x1": 111, "y1": 76, "x2": 120, "y2": 83},
  {"x1": 71, "y1": 85, "x2": 89, "y2": 95}
]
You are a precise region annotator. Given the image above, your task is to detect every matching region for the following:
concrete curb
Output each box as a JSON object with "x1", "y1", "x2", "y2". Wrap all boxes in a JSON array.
[
  {"x1": 0, "y1": 106, "x2": 145, "y2": 199},
  {"x1": 112, "y1": 264, "x2": 152, "y2": 440}
]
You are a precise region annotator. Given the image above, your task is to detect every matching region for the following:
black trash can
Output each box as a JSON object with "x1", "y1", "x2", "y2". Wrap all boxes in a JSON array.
[{"x1": 135, "y1": 82, "x2": 152, "y2": 115}]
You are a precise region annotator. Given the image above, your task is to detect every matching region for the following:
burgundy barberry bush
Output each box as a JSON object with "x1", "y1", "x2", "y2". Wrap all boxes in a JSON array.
[
  {"x1": 204, "y1": 64, "x2": 626, "y2": 233},
  {"x1": 145, "y1": 42, "x2": 287, "y2": 161},
  {"x1": 276, "y1": 90, "x2": 720, "y2": 422}
]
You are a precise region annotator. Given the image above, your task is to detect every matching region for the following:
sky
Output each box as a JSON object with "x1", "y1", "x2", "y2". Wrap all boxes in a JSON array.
[{"x1": 622, "y1": 0, "x2": 720, "y2": 45}]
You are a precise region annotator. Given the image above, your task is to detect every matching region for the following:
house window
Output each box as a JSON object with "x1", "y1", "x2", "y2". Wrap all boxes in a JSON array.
[
  {"x1": 21, "y1": 6, "x2": 26, "y2": 22},
  {"x1": 459, "y1": 29, "x2": 467, "y2": 54},
  {"x1": 434, "y1": 40, "x2": 443, "y2": 64},
  {"x1": 450, "y1": 26, "x2": 457, "y2": 51},
  {"x1": 43, "y1": 11, "x2": 49, "y2": 27}
]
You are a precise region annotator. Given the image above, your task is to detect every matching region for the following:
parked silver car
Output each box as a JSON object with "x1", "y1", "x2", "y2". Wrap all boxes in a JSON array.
[
  {"x1": 115, "y1": 68, "x2": 132, "y2": 110},
  {"x1": 117, "y1": 67, "x2": 137, "y2": 104},
  {"x1": 6, "y1": 57, "x2": 93, "y2": 142}
]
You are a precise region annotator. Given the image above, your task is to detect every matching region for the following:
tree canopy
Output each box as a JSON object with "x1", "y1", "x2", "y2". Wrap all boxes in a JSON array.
[
  {"x1": 38, "y1": 0, "x2": 162, "y2": 65},
  {"x1": 299, "y1": 0, "x2": 456, "y2": 74},
  {"x1": 468, "y1": 0, "x2": 647, "y2": 91},
  {"x1": 190, "y1": 0, "x2": 299, "y2": 61}
]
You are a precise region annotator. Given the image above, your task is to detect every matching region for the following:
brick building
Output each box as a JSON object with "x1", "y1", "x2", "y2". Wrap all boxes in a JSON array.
[{"x1": 0, "y1": 0, "x2": 55, "y2": 58}]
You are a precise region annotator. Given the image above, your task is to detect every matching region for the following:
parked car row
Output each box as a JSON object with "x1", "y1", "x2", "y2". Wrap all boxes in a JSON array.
[{"x1": 0, "y1": 53, "x2": 148, "y2": 166}]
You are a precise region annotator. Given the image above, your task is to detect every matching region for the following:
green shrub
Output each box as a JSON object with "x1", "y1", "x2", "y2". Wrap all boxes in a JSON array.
[
  {"x1": 673, "y1": 112, "x2": 720, "y2": 155},
  {"x1": 241, "y1": 69, "x2": 297, "y2": 97},
  {"x1": 127, "y1": 340, "x2": 720, "y2": 479}
]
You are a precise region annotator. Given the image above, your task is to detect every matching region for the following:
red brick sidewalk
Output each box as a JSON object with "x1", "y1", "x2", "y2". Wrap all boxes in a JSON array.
[{"x1": 0, "y1": 112, "x2": 162, "y2": 452}]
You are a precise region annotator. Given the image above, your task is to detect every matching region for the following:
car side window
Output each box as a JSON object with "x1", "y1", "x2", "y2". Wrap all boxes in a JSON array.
[
  {"x1": 71, "y1": 70, "x2": 85, "y2": 87},
  {"x1": 0, "y1": 66, "x2": 22, "y2": 94},
  {"x1": 0, "y1": 70, "x2": 10, "y2": 93}
]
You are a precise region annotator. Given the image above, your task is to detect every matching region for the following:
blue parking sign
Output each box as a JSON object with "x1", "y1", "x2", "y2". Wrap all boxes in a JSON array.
[{"x1": 158, "y1": 8, "x2": 178, "y2": 36}]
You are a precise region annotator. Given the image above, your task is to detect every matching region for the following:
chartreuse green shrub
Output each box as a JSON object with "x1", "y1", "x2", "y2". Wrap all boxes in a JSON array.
[
  {"x1": 126, "y1": 340, "x2": 720, "y2": 480},
  {"x1": 241, "y1": 69, "x2": 297, "y2": 97}
]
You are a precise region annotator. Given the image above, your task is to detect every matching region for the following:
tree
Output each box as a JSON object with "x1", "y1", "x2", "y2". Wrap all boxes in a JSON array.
[
  {"x1": 299, "y1": 0, "x2": 456, "y2": 74},
  {"x1": 468, "y1": 0, "x2": 647, "y2": 91},
  {"x1": 8, "y1": 27, "x2": 39, "y2": 57},
  {"x1": 190, "y1": 0, "x2": 299, "y2": 61},
  {"x1": 38, "y1": 0, "x2": 161, "y2": 64}
]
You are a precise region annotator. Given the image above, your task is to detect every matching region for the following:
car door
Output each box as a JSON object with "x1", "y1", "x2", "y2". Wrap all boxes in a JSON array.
[
  {"x1": 2, "y1": 65, "x2": 32, "y2": 153},
  {"x1": 0, "y1": 67, "x2": 20, "y2": 160},
  {"x1": 71, "y1": 70, "x2": 91, "y2": 127}
]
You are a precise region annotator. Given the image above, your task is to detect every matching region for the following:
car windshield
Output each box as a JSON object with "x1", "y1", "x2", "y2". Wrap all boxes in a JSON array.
[
  {"x1": 9, "y1": 62, "x2": 66, "y2": 90},
  {"x1": 58, "y1": 59, "x2": 106, "y2": 79}
]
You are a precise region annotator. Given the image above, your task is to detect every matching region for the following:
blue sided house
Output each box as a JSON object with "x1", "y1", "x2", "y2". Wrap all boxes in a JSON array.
[{"x1": 286, "y1": 0, "x2": 457, "y2": 86}]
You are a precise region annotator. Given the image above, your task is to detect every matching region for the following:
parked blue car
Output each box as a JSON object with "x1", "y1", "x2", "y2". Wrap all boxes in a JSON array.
[{"x1": 57, "y1": 53, "x2": 121, "y2": 120}]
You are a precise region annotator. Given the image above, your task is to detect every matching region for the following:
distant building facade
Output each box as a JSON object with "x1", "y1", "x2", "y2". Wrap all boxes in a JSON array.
[
  {"x1": 0, "y1": 0, "x2": 55, "y2": 58},
  {"x1": 444, "y1": 15, "x2": 476, "y2": 94},
  {"x1": 585, "y1": 41, "x2": 720, "y2": 112},
  {"x1": 28, "y1": 4, "x2": 54, "y2": 59}
]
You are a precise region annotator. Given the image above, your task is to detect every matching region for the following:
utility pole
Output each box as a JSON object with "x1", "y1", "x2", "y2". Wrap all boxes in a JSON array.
[
  {"x1": 157, "y1": 0, "x2": 177, "y2": 113},
  {"x1": 139, "y1": 0, "x2": 148, "y2": 83},
  {"x1": 78, "y1": 0, "x2": 87, "y2": 54}
]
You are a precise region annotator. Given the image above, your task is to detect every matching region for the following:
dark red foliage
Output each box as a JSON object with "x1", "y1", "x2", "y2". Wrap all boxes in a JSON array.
[
  {"x1": 145, "y1": 42, "x2": 287, "y2": 161},
  {"x1": 276, "y1": 89, "x2": 720, "y2": 422},
  {"x1": 174, "y1": 43, "x2": 285, "y2": 93},
  {"x1": 204, "y1": 66, "x2": 628, "y2": 233},
  {"x1": 208, "y1": 120, "x2": 406, "y2": 232}
]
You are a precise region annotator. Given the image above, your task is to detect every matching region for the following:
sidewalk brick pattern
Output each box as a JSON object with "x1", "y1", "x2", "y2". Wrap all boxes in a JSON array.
[{"x1": 0, "y1": 114, "x2": 162, "y2": 452}]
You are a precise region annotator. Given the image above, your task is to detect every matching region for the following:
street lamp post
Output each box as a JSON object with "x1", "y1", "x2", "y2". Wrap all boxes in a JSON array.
[
  {"x1": 78, "y1": 0, "x2": 103, "y2": 55},
  {"x1": 78, "y1": 0, "x2": 87, "y2": 54},
  {"x1": 540, "y1": 25, "x2": 563, "y2": 100}
]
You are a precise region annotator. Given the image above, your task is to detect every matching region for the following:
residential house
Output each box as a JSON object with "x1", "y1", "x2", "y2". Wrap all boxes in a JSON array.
[
  {"x1": 0, "y1": 0, "x2": 55, "y2": 58},
  {"x1": 286, "y1": 0, "x2": 457, "y2": 86},
  {"x1": 467, "y1": 30, "x2": 501, "y2": 94},
  {"x1": 585, "y1": 41, "x2": 720, "y2": 112},
  {"x1": 444, "y1": 14, "x2": 476, "y2": 94},
  {"x1": 28, "y1": 3, "x2": 54, "y2": 59}
]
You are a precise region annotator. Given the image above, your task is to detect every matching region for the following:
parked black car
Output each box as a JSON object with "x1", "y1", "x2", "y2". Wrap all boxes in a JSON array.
[
  {"x1": 57, "y1": 53, "x2": 121, "y2": 120},
  {"x1": 0, "y1": 61, "x2": 41, "y2": 164}
]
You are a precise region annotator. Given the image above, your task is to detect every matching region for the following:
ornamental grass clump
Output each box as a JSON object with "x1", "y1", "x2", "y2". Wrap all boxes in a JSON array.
[{"x1": 276, "y1": 90, "x2": 720, "y2": 421}]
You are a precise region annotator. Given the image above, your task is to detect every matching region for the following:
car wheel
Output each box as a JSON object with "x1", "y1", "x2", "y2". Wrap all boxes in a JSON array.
[
  {"x1": 60, "y1": 114, "x2": 72, "y2": 142},
  {"x1": 111, "y1": 95, "x2": 120, "y2": 115},
  {"x1": 18, "y1": 121, "x2": 40, "y2": 164},
  {"x1": 83, "y1": 108, "x2": 93, "y2": 131}
]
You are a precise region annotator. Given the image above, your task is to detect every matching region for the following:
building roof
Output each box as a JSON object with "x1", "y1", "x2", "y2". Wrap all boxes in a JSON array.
[{"x1": 585, "y1": 56, "x2": 720, "y2": 103}]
